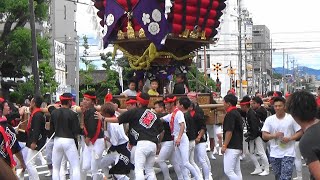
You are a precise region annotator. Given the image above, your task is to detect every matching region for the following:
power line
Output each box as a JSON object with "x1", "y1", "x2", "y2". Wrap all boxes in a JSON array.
[
  {"x1": 271, "y1": 31, "x2": 320, "y2": 35},
  {"x1": 64, "y1": 0, "x2": 92, "y2": 6},
  {"x1": 211, "y1": 40, "x2": 320, "y2": 46}
]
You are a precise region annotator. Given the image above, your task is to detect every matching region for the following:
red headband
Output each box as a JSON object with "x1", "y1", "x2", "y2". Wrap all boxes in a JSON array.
[
  {"x1": 228, "y1": 89, "x2": 236, "y2": 95},
  {"x1": 285, "y1": 92, "x2": 290, "y2": 98},
  {"x1": 136, "y1": 93, "x2": 149, "y2": 105},
  {"x1": 126, "y1": 99, "x2": 137, "y2": 105},
  {"x1": 164, "y1": 96, "x2": 177, "y2": 103},
  {"x1": 84, "y1": 94, "x2": 96, "y2": 100},
  {"x1": 273, "y1": 92, "x2": 279, "y2": 97},
  {"x1": 104, "y1": 93, "x2": 113, "y2": 102},
  {"x1": 59, "y1": 95, "x2": 73, "y2": 101},
  {"x1": 240, "y1": 101, "x2": 250, "y2": 106}
]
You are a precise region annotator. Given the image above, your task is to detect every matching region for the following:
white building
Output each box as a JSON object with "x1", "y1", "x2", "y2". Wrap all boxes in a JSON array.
[
  {"x1": 49, "y1": 0, "x2": 78, "y2": 98},
  {"x1": 198, "y1": 0, "x2": 248, "y2": 97}
]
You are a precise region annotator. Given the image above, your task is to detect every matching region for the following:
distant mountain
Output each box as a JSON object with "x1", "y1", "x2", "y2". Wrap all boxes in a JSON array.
[{"x1": 273, "y1": 67, "x2": 320, "y2": 80}]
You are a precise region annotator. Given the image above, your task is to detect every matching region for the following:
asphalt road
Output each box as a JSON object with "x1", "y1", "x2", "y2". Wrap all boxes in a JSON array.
[{"x1": 24, "y1": 153, "x2": 311, "y2": 180}]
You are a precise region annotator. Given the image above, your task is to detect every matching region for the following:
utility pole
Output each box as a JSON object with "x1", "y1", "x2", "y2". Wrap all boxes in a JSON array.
[
  {"x1": 244, "y1": 24, "x2": 248, "y2": 94},
  {"x1": 196, "y1": 51, "x2": 199, "y2": 92},
  {"x1": 204, "y1": 46, "x2": 208, "y2": 86},
  {"x1": 286, "y1": 54, "x2": 289, "y2": 92},
  {"x1": 75, "y1": 37, "x2": 80, "y2": 105},
  {"x1": 286, "y1": 54, "x2": 289, "y2": 75},
  {"x1": 270, "y1": 39, "x2": 273, "y2": 91},
  {"x1": 292, "y1": 58, "x2": 295, "y2": 92},
  {"x1": 29, "y1": 0, "x2": 41, "y2": 96},
  {"x1": 282, "y1": 49, "x2": 285, "y2": 94},
  {"x1": 237, "y1": 0, "x2": 243, "y2": 98}
]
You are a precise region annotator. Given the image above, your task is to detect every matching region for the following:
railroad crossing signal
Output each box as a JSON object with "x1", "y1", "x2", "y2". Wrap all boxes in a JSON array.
[{"x1": 213, "y1": 63, "x2": 222, "y2": 72}]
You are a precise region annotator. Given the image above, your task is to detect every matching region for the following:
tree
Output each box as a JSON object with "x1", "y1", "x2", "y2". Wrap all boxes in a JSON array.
[
  {"x1": 16, "y1": 60, "x2": 57, "y2": 100},
  {"x1": 187, "y1": 64, "x2": 216, "y2": 93},
  {"x1": 273, "y1": 72, "x2": 282, "y2": 80},
  {"x1": 79, "y1": 35, "x2": 96, "y2": 93},
  {"x1": 100, "y1": 52, "x2": 119, "y2": 94},
  {"x1": 0, "y1": 0, "x2": 50, "y2": 77}
]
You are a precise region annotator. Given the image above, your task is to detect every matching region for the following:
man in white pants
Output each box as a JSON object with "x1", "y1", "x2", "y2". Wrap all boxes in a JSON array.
[
  {"x1": 124, "y1": 98, "x2": 138, "y2": 180},
  {"x1": 103, "y1": 93, "x2": 163, "y2": 180},
  {"x1": 81, "y1": 91, "x2": 105, "y2": 180},
  {"x1": 162, "y1": 95, "x2": 201, "y2": 180},
  {"x1": 154, "y1": 100, "x2": 183, "y2": 180},
  {"x1": 187, "y1": 92, "x2": 211, "y2": 180},
  {"x1": 261, "y1": 96, "x2": 302, "y2": 180},
  {"x1": 50, "y1": 93, "x2": 81, "y2": 180},
  {"x1": 97, "y1": 102, "x2": 132, "y2": 179},
  {"x1": 240, "y1": 96, "x2": 269, "y2": 176},
  {"x1": 221, "y1": 94, "x2": 243, "y2": 180}
]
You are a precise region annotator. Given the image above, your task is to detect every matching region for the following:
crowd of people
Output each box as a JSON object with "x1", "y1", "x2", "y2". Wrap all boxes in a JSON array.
[{"x1": 0, "y1": 80, "x2": 320, "y2": 180}]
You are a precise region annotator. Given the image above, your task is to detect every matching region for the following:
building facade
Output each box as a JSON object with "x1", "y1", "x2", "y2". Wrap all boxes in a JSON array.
[
  {"x1": 197, "y1": 0, "x2": 248, "y2": 97},
  {"x1": 49, "y1": 0, "x2": 78, "y2": 96},
  {"x1": 252, "y1": 25, "x2": 272, "y2": 95}
]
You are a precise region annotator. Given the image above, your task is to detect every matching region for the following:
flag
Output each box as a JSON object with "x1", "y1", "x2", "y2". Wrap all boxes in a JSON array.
[
  {"x1": 103, "y1": 0, "x2": 126, "y2": 48},
  {"x1": 132, "y1": 0, "x2": 170, "y2": 49}
]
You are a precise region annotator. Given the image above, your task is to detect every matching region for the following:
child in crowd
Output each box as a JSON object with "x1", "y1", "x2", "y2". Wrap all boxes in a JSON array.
[
  {"x1": 173, "y1": 74, "x2": 189, "y2": 94},
  {"x1": 148, "y1": 79, "x2": 160, "y2": 96},
  {"x1": 121, "y1": 80, "x2": 137, "y2": 97}
]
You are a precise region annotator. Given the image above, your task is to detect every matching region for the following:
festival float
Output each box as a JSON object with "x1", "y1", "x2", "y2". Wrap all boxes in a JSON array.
[{"x1": 93, "y1": 0, "x2": 227, "y2": 124}]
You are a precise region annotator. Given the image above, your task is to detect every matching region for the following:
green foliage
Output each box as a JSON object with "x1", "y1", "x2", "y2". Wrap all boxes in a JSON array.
[
  {"x1": 5, "y1": 28, "x2": 51, "y2": 70},
  {"x1": 79, "y1": 35, "x2": 96, "y2": 92},
  {"x1": 187, "y1": 63, "x2": 216, "y2": 93},
  {"x1": 9, "y1": 91, "x2": 24, "y2": 104},
  {"x1": 16, "y1": 79, "x2": 34, "y2": 99},
  {"x1": 0, "y1": 0, "x2": 50, "y2": 76},
  {"x1": 273, "y1": 72, "x2": 282, "y2": 80},
  {"x1": 16, "y1": 60, "x2": 57, "y2": 98},
  {"x1": 0, "y1": 0, "x2": 48, "y2": 21},
  {"x1": 39, "y1": 60, "x2": 58, "y2": 95},
  {"x1": 34, "y1": 1, "x2": 49, "y2": 21},
  {"x1": 7, "y1": 28, "x2": 32, "y2": 68},
  {"x1": 100, "y1": 52, "x2": 120, "y2": 94}
]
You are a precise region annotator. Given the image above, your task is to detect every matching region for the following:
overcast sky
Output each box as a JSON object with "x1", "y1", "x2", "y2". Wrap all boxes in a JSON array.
[
  {"x1": 244, "y1": 0, "x2": 320, "y2": 69},
  {"x1": 76, "y1": 0, "x2": 320, "y2": 69}
]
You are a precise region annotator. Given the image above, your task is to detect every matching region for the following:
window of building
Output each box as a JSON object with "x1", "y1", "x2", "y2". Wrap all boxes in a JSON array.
[
  {"x1": 64, "y1": 5, "x2": 67, "y2": 20},
  {"x1": 74, "y1": 21, "x2": 77, "y2": 31},
  {"x1": 206, "y1": 54, "x2": 211, "y2": 68},
  {"x1": 197, "y1": 55, "x2": 202, "y2": 68},
  {"x1": 254, "y1": 43, "x2": 261, "y2": 49},
  {"x1": 253, "y1": 30, "x2": 261, "y2": 36}
]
